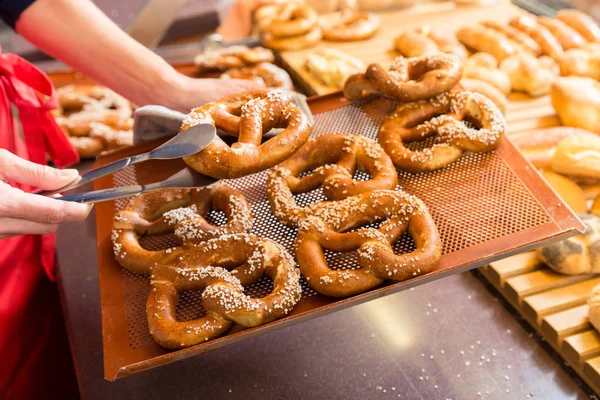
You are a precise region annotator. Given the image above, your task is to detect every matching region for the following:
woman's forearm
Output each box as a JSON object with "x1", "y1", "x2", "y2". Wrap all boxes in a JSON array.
[{"x1": 16, "y1": 0, "x2": 184, "y2": 107}]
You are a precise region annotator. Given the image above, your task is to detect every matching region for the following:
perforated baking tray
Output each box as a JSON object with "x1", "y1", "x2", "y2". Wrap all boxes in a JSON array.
[{"x1": 94, "y1": 92, "x2": 584, "y2": 380}]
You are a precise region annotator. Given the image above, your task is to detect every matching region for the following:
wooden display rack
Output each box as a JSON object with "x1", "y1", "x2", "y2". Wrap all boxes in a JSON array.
[{"x1": 480, "y1": 254, "x2": 600, "y2": 395}]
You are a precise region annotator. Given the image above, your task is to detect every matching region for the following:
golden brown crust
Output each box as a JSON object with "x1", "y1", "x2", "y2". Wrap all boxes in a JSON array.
[
  {"x1": 221, "y1": 62, "x2": 293, "y2": 90},
  {"x1": 266, "y1": 134, "x2": 398, "y2": 226},
  {"x1": 459, "y1": 78, "x2": 508, "y2": 114},
  {"x1": 482, "y1": 20, "x2": 542, "y2": 56},
  {"x1": 320, "y1": 11, "x2": 380, "y2": 41},
  {"x1": 378, "y1": 91, "x2": 505, "y2": 173},
  {"x1": 509, "y1": 16, "x2": 564, "y2": 59},
  {"x1": 343, "y1": 54, "x2": 463, "y2": 102},
  {"x1": 463, "y1": 52, "x2": 512, "y2": 95},
  {"x1": 181, "y1": 90, "x2": 311, "y2": 179},
  {"x1": 111, "y1": 185, "x2": 252, "y2": 275},
  {"x1": 304, "y1": 48, "x2": 365, "y2": 89},
  {"x1": 556, "y1": 9, "x2": 600, "y2": 43},
  {"x1": 295, "y1": 190, "x2": 441, "y2": 297},
  {"x1": 147, "y1": 234, "x2": 301, "y2": 348},
  {"x1": 499, "y1": 53, "x2": 559, "y2": 97},
  {"x1": 193, "y1": 46, "x2": 275, "y2": 71},
  {"x1": 456, "y1": 25, "x2": 517, "y2": 61},
  {"x1": 394, "y1": 31, "x2": 439, "y2": 58},
  {"x1": 257, "y1": 2, "x2": 321, "y2": 51},
  {"x1": 416, "y1": 26, "x2": 469, "y2": 60},
  {"x1": 537, "y1": 16, "x2": 586, "y2": 51}
]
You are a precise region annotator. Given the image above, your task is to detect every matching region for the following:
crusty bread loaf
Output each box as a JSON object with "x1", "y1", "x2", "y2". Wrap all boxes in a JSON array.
[{"x1": 538, "y1": 214, "x2": 600, "y2": 275}]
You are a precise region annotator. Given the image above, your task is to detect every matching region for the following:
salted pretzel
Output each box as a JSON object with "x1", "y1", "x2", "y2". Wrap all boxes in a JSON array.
[
  {"x1": 257, "y1": 2, "x2": 321, "y2": 51},
  {"x1": 463, "y1": 52, "x2": 512, "y2": 95},
  {"x1": 379, "y1": 90, "x2": 505, "y2": 173},
  {"x1": 181, "y1": 90, "x2": 311, "y2": 179},
  {"x1": 556, "y1": 9, "x2": 600, "y2": 43},
  {"x1": 500, "y1": 53, "x2": 559, "y2": 97},
  {"x1": 537, "y1": 16, "x2": 586, "y2": 51},
  {"x1": 221, "y1": 62, "x2": 293, "y2": 90},
  {"x1": 482, "y1": 21, "x2": 542, "y2": 56},
  {"x1": 456, "y1": 25, "x2": 517, "y2": 62},
  {"x1": 266, "y1": 134, "x2": 398, "y2": 226},
  {"x1": 319, "y1": 11, "x2": 380, "y2": 41},
  {"x1": 55, "y1": 85, "x2": 133, "y2": 157},
  {"x1": 147, "y1": 234, "x2": 302, "y2": 349},
  {"x1": 112, "y1": 185, "x2": 252, "y2": 275},
  {"x1": 343, "y1": 54, "x2": 462, "y2": 102},
  {"x1": 193, "y1": 46, "x2": 275, "y2": 71},
  {"x1": 295, "y1": 190, "x2": 441, "y2": 297},
  {"x1": 509, "y1": 16, "x2": 563, "y2": 59}
]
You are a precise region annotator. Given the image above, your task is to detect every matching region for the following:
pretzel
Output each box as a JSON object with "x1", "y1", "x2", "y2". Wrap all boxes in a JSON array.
[
  {"x1": 500, "y1": 53, "x2": 559, "y2": 97},
  {"x1": 304, "y1": 48, "x2": 365, "y2": 89},
  {"x1": 193, "y1": 46, "x2": 274, "y2": 71},
  {"x1": 481, "y1": 21, "x2": 542, "y2": 56},
  {"x1": 343, "y1": 54, "x2": 462, "y2": 102},
  {"x1": 537, "y1": 17, "x2": 586, "y2": 51},
  {"x1": 266, "y1": 134, "x2": 398, "y2": 226},
  {"x1": 456, "y1": 25, "x2": 517, "y2": 61},
  {"x1": 147, "y1": 234, "x2": 301, "y2": 349},
  {"x1": 221, "y1": 62, "x2": 293, "y2": 90},
  {"x1": 54, "y1": 84, "x2": 133, "y2": 157},
  {"x1": 394, "y1": 31, "x2": 439, "y2": 58},
  {"x1": 319, "y1": 11, "x2": 380, "y2": 41},
  {"x1": 463, "y1": 52, "x2": 512, "y2": 95},
  {"x1": 556, "y1": 9, "x2": 600, "y2": 43},
  {"x1": 415, "y1": 26, "x2": 469, "y2": 60},
  {"x1": 379, "y1": 90, "x2": 505, "y2": 173},
  {"x1": 112, "y1": 185, "x2": 252, "y2": 275},
  {"x1": 295, "y1": 190, "x2": 441, "y2": 297},
  {"x1": 509, "y1": 16, "x2": 563, "y2": 59},
  {"x1": 257, "y1": 2, "x2": 322, "y2": 51},
  {"x1": 181, "y1": 90, "x2": 311, "y2": 179}
]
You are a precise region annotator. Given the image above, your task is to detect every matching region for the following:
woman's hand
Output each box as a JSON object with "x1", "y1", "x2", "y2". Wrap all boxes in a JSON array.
[{"x1": 0, "y1": 150, "x2": 92, "y2": 239}]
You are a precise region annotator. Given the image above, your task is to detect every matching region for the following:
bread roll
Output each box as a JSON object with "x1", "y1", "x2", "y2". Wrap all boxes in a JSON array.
[
  {"x1": 464, "y1": 52, "x2": 512, "y2": 94},
  {"x1": 456, "y1": 25, "x2": 517, "y2": 62},
  {"x1": 541, "y1": 170, "x2": 587, "y2": 213},
  {"x1": 538, "y1": 213, "x2": 600, "y2": 275},
  {"x1": 509, "y1": 126, "x2": 592, "y2": 170},
  {"x1": 558, "y1": 48, "x2": 600, "y2": 80},
  {"x1": 552, "y1": 133, "x2": 600, "y2": 184},
  {"x1": 394, "y1": 31, "x2": 438, "y2": 57},
  {"x1": 551, "y1": 77, "x2": 600, "y2": 134},
  {"x1": 500, "y1": 53, "x2": 558, "y2": 97},
  {"x1": 459, "y1": 78, "x2": 507, "y2": 114}
]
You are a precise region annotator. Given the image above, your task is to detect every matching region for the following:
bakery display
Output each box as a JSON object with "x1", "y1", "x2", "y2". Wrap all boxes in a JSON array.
[
  {"x1": 181, "y1": 90, "x2": 311, "y2": 179},
  {"x1": 221, "y1": 62, "x2": 293, "y2": 89},
  {"x1": 54, "y1": 84, "x2": 133, "y2": 158},
  {"x1": 538, "y1": 214, "x2": 600, "y2": 275},
  {"x1": 343, "y1": 54, "x2": 462, "y2": 102},
  {"x1": 379, "y1": 90, "x2": 505, "y2": 172},
  {"x1": 499, "y1": 53, "x2": 559, "y2": 97},
  {"x1": 256, "y1": 2, "x2": 322, "y2": 51},
  {"x1": 319, "y1": 10, "x2": 380, "y2": 41},
  {"x1": 304, "y1": 48, "x2": 364, "y2": 89},
  {"x1": 551, "y1": 76, "x2": 600, "y2": 133},
  {"x1": 193, "y1": 45, "x2": 275, "y2": 71},
  {"x1": 266, "y1": 134, "x2": 398, "y2": 226},
  {"x1": 112, "y1": 185, "x2": 252, "y2": 275},
  {"x1": 147, "y1": 234, "x2": 301, "y2": 349},
  {"x1": 296, "y1": 190, "x2": 441, "y2": 297}
]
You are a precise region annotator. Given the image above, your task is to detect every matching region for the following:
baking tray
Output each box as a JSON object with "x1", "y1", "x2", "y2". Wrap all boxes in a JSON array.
[{"x1": 94, "y1": 92, "x2": 585, "y2": 380}]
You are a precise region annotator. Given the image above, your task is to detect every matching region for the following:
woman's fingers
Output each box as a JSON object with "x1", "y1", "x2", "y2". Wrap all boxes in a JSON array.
[
  {"x1": 0, "y1": 182, "x2": 92, "y2": 224},
  {"x1": 0, "y1": 217, "x2": 59, "y2": 239},
  {"x1": 0, "y1": 148, "x2": 80, "y2": 190}
]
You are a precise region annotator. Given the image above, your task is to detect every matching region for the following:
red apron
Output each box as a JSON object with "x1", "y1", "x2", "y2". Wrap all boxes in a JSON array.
[{"x1": 0, "y1": 47, "x2": 80, "y2": 399}]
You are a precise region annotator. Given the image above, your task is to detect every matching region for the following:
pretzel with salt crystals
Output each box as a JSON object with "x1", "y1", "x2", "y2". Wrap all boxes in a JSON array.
[
  {"x1": 112, "y1": 185, "x2": 252, "y2": 275},
  {"x1": 147, "y1": 234, "x2": 302, "y2": 349},
  {"x1": 266, "y1": 134, "x2": 398, "y2": 226},
  {"x1": 181, "y1": 90, "x2": 311, "y2": 179},
  {"x1": 379, "y1": 90, "x2": 505, "y2": 173},
  {"x1": 319, "y1": 11, "x2": 380, "y2": 41},
  {"x1": 193, "y1": 45, "x2": 274, "y2": 71},
  {"x1": 343, "y1": 54, "x2": 462, "y2": 102},
  {"x1": 221, "y1": 62, "x2": 293, "y2": 90},
  {"x1": 295, "y1": 190, "x2": 441, "y2": 298}
]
